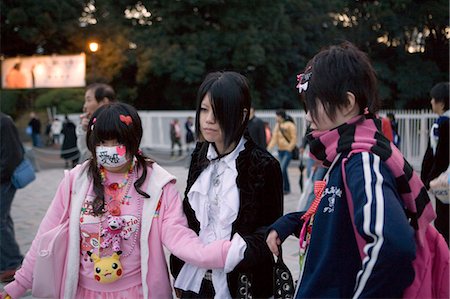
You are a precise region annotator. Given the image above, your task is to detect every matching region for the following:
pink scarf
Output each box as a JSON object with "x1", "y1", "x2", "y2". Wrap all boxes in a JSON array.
[{"x1": 306, "y1": 114, "x2": 436, "y2": 245}]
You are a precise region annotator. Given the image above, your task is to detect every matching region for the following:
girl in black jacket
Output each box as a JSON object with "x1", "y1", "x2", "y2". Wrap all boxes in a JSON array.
[{"x1": 170, "y1": 71, "x2": 283, "y2": 298}]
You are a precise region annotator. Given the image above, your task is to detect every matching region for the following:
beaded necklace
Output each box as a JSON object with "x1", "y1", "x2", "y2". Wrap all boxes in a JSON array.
[
  {"x1": 100, "y1": 162, "x2": 134, "y2": 216},
  {"x1": 100, "y1": 162, "x2": 133, "y2": 192},
  {"x1": 92, "y1": 165, "x2": 142, "y2": 283}
]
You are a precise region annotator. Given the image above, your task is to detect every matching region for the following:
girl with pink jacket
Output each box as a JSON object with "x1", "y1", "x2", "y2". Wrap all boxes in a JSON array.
[{"x1": 2, "y1": 103, "x2": 242, "y2": 299}]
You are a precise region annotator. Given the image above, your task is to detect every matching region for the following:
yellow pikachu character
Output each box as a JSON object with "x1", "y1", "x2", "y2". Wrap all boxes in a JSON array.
[{"x1": 88, "y1": 251, "x2": 123, "y2": 284}]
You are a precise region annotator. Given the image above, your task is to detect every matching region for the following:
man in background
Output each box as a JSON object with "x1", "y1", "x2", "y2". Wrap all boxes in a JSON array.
[
  {"x1": 76, "y1": 83, "x2": 116, "y2": 162},
  {"x1": 247, "y1": 106, "x2": 267, "y2": 149},
  {"x1": 28, "y1": 112, "x2": 43, "y2": 147},
  {"x1": 421, "y1": 82, "x2": 449, "y2": 245}
]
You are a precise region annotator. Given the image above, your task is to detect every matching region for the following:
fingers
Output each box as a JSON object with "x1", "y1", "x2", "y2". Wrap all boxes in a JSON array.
[
  {"x1": 266, "y1": 230, "x2": 281, "y2": 256},
  {"x1": 80, "y1": 115, "x2": 90, "y2": 131}
]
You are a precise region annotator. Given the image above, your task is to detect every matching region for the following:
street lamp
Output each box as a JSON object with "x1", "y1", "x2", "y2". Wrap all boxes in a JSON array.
[
  {"x1": 88, "y1": 42, "x2": 99, "y2": 81},
  {"x1": 89, "y1": 42, "x2": 99, "y2": 53}
]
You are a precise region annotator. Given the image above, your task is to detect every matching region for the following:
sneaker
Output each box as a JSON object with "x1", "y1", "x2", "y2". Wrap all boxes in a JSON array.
[{"x1": 0, "y1": 269, "x2": 16, "y2": 283}]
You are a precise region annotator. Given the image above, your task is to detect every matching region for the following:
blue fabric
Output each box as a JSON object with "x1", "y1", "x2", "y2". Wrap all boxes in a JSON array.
[
  {"x1": 269, "y1": 153, "x2": 415, "y2": 298},
  {"x1": 278, "y1": 150, "x2": 292, "y2": 193},
  {"x1": 31, "y1": 133, "x2": 43, "y2": 147},
  {"x1": 0, "y1": 182, "x2": 23, "y2": 271}
]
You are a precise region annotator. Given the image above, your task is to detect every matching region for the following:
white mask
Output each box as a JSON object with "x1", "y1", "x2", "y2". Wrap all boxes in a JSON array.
[{"x1": 96, "y1": 145, "x2": 129, "y2": 168}]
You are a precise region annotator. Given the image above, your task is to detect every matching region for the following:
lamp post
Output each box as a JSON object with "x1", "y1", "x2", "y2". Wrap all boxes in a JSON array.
[{"x1": 88, "y1": 42, "x2": 99, "y2": 80}]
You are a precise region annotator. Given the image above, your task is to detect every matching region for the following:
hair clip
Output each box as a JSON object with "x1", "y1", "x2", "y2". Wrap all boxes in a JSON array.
[
  {"x1": 363, "y1": 107, "x2": 369, "y2": 115},
  {"x1": 120, "y1": 115, "x2": 132, "y2": 126},
  {"x1": 90, "y1": 118, "x2": 97, "y2": 131},
  {"x1": 296, "y1": 66, "x2": 312, "y2": 94}
]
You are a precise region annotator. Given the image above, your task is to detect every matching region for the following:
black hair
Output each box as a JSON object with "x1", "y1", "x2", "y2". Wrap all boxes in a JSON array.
[
  {"x1": 276, "y1": 109, "x2": 287, "y2": 120},
  {"x1": 86, "y1": 102, "x2": 151, "y2": 216},
  {"x1": 303, "y1": 41, "x2": 379, "y2": 123},
  {"x1": 430, "y1": 82, "x2": 449, "y2": 111},
  {"x1": 86, "y1": 83, "x2": 116, "y2": 103},
  {"x1": 195, "y1": 71, "x2": 251, "y2": 150}
]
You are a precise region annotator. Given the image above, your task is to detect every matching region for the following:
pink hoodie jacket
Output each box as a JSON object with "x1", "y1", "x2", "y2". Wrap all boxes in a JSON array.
[{"x1": 5, "y1": 161, "x2": 231, "y2": 299}]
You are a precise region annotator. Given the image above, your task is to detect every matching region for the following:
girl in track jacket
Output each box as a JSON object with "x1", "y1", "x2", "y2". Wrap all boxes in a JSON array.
[{"x1": 266, "y1": 42, "x2": 436, "y2": 298}]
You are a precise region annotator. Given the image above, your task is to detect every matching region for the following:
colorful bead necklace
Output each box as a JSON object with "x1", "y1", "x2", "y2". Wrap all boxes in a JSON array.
[
  {"x1": 99, "y1": 162, "x2": 134, "y2": 193},
  {"x1": 100, "y1": 161, "x2": 134, "y2": 216}
]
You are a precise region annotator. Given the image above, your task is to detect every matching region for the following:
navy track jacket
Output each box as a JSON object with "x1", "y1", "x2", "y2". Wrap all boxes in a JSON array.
[{"x1": 270, "y1": 152, "x2": 416, "y2": 298}]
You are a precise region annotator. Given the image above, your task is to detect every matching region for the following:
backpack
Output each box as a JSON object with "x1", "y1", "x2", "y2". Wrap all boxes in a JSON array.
[
  {"x1": 402, "y1": 225, "x2": 449, "y2": 298},
  {"x1": 340, "y1": 154, "x2": 449, "y2": 299}
]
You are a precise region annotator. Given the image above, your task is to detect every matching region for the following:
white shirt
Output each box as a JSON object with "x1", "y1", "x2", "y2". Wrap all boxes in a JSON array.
[{"x1": 175, "y1": 138, "x2": 248, "y2": 298}]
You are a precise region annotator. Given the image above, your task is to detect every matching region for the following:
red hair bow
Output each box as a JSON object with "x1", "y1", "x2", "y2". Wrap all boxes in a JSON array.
[{"x1": 120, "y1": 115, "x2": 132, "y2": 126}]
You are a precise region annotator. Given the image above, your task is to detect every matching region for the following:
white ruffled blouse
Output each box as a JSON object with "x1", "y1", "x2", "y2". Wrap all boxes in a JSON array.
[{"x1": 174, "y1": 138, "x2": 248, "y2": 299}]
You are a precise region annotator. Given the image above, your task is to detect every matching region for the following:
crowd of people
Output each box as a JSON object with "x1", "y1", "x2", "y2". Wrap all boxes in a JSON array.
[{"x1": 1, "y1": 41, "x2": 448, "y2": 299}]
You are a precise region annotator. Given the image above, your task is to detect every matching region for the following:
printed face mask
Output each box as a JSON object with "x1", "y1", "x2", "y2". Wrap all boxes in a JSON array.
[{"x1": 96, "y1": 145, "x2": 129, "y2": 168}]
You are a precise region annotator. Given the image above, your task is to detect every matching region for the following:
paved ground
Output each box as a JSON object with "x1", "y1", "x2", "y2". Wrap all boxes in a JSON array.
[{"x1": 1, "y1": 147, "x2": 303, "y2": 298}]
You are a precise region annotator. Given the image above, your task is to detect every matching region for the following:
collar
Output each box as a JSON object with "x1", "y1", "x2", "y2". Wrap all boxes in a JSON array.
[{"x1": 206, "y1": 137, "x2": 247, "y2": 169}]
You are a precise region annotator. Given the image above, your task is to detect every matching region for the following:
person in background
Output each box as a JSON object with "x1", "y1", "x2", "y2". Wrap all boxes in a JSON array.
[
  {"x1": 298, "y1": 124, "x2": 327, "y2": 210},
  {"x1": 264, "y1": 121, "x2": 272, "y2": 145},
  {"x1": 247, "y1": 106, "x2": 267, "y2": 149},
  {"x1": 28, "y1": 112, "x2": 43, "y2": 147},
  {"x1": 61, "y1": 115, "x2": 79, "y2": 169},
  {"x1": 185, "y1": 116, "x2": 196, "y2": 153},
  {"x1": 381, "y1": 115, "x2": 394, "y2": 142},
  {"x1": 267, "y1": 109, "x2": 297, "y2": 195},
  {"x1": 2, "y1": 103, "x2": 236, "y2": 299},
  {"x1": 170, "y1": 118, "x2": 183, "y2": 157},
  {"x1": 44, "y1": 120, "x2": 53, "y2": 146},
  {"x1": 267, "y1": 42, "x2": 422, "y2": 298},
  {"x1": 421, "y1": 82, "x2": 449, "y2": 245},
  {"x1": 170, "y1": 71, "x2": 283, "y2": 299},
  {"x1": 76, "y1": 83, "x2": 116, "y2": 163},
  {"x1": 387, "y1": 112, "x2": 401, "y2": 149},
  {"x1": 51, "y1": 117, "x2": 63, "y2": 145},
  {"x1": 0, "y1": 113, "x2": 24, "y2": 283}
]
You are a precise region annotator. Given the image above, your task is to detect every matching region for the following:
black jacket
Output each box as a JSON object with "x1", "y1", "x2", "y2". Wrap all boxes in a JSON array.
[
  {"x1": 0, "y1": 113, "x2": 23, "y2": 184},
  {"x1": 421, "y1": 115, "x2": 449, "y2": 188},
  {"x1": 247, "y1": 117, "x2": 267, "y2": 149},
  {"x1": 170, "y1": 136, "x2": 283, "y2": 298}
]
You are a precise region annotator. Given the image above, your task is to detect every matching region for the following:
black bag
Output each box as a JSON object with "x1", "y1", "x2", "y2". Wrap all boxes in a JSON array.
[
  {"x1": 291, "y1": 146, "x2": 299, "y2": 160},
  {"x1": 280, "y1": 127, "x2": 299, "y2": 160},
  {"x1": 273, "y1": 246, "x2": 295, "y2": 299}
]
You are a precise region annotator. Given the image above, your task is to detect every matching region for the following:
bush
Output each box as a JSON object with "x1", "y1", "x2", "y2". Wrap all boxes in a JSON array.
[{"x1": 35, "y1": 88, "x2": 84, "y2": 114}]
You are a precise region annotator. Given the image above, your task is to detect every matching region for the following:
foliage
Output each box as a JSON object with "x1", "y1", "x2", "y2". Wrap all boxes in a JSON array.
[
  {"x1": 35, "y1": 88, "x2": 85, "y2": 113},
  {"x1": 0, "y1": 90, "x2": 20, "y2": 116},
  {"x1": 1, "y1": 0, "x2": 448, "y2": 110}
]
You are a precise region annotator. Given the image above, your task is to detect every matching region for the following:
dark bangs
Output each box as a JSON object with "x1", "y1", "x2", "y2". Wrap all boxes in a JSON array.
[
  {"x1": 195, "y1": 71, "x2": 251, "y2": 149},
  {"x1": 87, "y1": 103, "x2": 142, "y2": 156},
  {"x1": 305, "y1": 42, "x2": 379, "y2": 123}
]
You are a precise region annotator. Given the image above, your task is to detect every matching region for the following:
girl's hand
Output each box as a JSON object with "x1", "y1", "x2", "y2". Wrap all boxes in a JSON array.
[{"x1": 266, "y1": 229, "x2": 281, "y2": 256}]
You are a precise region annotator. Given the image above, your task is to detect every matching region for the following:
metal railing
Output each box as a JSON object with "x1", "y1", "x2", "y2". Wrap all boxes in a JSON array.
[{"x1": 59, "y1": 109, "x2": 435, "y2": 170}]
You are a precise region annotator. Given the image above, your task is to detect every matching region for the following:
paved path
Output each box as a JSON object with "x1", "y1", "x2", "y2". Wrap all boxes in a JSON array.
[{"x1": 1, "y1": 159, "x2": 303, "y2": 298}]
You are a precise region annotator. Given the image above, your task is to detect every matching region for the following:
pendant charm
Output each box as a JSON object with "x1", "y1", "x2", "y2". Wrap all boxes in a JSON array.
[
  {"x1": 88, "y1": 251, "x2": 123, "y2": 284},
  {"x1": 107, "y1": 200, "x2": 121, "y2": 216}
]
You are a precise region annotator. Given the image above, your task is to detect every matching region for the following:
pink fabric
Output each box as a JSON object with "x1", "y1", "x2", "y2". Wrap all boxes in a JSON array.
[
  {"x1": 76, "y1": 284, "x2": 143, "y2": 299},
  {"x1": 402, "y1": 225, "x2": 449, "y2": 299}
]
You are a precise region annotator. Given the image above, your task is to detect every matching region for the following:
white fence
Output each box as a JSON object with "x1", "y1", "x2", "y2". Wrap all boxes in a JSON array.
[{"x1": 65, "y1": 109, "x2": 436, "y2": 170}]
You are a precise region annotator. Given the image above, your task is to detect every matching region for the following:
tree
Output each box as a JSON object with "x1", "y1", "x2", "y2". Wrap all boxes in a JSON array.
[{"x1": 1, "y1": 0, "x2": 448, "y2": 110}]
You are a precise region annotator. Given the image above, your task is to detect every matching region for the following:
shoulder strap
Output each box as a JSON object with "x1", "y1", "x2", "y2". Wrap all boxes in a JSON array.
[{"x1": 279, "y1": 125, "x2": 291, "y2": 143}]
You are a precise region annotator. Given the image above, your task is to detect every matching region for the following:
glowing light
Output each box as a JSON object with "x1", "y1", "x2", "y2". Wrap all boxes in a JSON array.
[{"x1": 89, "y1": 42, "x2": 99, "y2": 53}]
